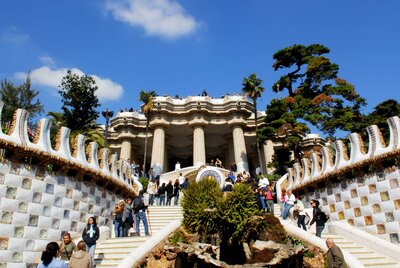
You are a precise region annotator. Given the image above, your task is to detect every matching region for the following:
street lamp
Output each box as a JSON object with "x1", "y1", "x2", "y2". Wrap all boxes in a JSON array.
[{"x1": 102, "y1": 109, "x2": 114, "y2": 148}]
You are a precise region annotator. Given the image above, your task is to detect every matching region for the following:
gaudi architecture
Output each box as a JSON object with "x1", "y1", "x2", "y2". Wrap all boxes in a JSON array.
[{"x1": 107, "y1": 94, "x2": 274, "y2": 175}]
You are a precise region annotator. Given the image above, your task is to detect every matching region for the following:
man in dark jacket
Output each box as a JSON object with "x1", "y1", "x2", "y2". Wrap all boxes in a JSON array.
[
  {"x1": 308, "y1": 199, "x2": 328, "y2": 237},
  {"x1": 133, "y1": 190, "x2": 149, "y2": 236},
  {"x1": 165, "y1": 180, "x2": 173, "y2": 206},
  {"x1": 326, "y1": 239, "x2": 348, "y2": 268}
]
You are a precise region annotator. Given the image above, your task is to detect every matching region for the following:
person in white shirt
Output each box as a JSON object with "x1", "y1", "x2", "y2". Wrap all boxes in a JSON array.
[
  {"x1": 258, "y1": 175, "x2": 269, "y2": 191},
  {"x1": 178, "y1": 173, "x2": 185, "y2": 185},
  {"x1": 147, "y1": 179, "x2": 157, "y2": 206},
  {"x1": 282, "y1": 190, "x2": 295, "y2": 220},
  {"x1": 294, "y1": 195, "x2": 307, "y2": 230}
]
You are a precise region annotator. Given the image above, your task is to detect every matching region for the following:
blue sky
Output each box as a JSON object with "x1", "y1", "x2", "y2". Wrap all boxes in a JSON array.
[{"x1": 0, "y1": 0, "x2": 399, "y2": 130}]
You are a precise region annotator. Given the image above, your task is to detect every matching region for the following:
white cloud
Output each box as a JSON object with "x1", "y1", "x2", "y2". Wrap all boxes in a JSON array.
[
  {"x1": 105, "y1": 0, "x2": 198, "y2": 39},
  {"x1": 1, "y1": 26, "x2": 29, "y2": 44},
  {"x1": 39, "y1": 55, "x2": 55, "y2": 66},
  {"x1": 15, "y1": 66, "x2": 123, "y2": 101}
]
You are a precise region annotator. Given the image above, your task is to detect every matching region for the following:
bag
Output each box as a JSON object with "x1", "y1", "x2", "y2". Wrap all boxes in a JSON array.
[{"x1": 319, "y1": 211, "x2": 329, "y2": 223}]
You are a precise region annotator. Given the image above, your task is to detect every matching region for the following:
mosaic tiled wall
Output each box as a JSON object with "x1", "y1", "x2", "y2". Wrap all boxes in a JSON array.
[
  {"x1": 303, "y1": 167, "x2": 400, "y2": 244},
  {"x1": 0, "y1": 160, "x2": 122, "y2": 267}
]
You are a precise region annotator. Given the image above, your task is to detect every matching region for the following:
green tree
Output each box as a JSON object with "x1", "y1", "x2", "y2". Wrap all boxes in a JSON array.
[
  {"x1": 0, "y1": 75, "x2": 44, "y2": 128},
  {"x1": 242, "y1": 73, "x2": 265, "y2": 174},
  {"x1": 139, "y1": 90, "x2": 157, "y2": 175},
  {"x1": 59, "y1": 70, "x2": 100, "y2": 131},
  {"x1": 271, "y1": 44, "x2": 366, "y2": 136},
  {"x1": 365, "y1": 99, "x2": 400, "y2": 140}
]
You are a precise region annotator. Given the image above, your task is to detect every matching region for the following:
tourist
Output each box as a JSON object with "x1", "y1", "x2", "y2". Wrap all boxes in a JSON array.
[
  {"x1": 282, "y1": 190, "x2": 295, "y2": 219},
  {"x1": 38, "y1": 242, "x2": 67, "y2": 268},
  {"x1": 228, "y1": 171, "x2": 236, "y2": 184},
  {"x1": 82, "y1": 217, "x2": 100, "y2": 266},
  {"x1": 294, "y1": 196, "x2": 307, "y2": 231},
  {"x1": 157, "y1": 183, "x2": 166, "y2": 206},
  {"x1": 147, "y1": 179, "x2": 157, "y2": 206},
  {"x1": 258, "y1": 174, "x2": 269, "y2": 192},
  {"x1": 210, "y1": 159, "x2": 215, "y2": 166},
  {"x1": 308, "y1": 199, "x2": 327, "y2": 237},
  {"x1": 112, "y1": 200, "x2": 124, "y2": 237},
  {"x1": 180, "y1": 177, "x2": 189, "y2": 190},
  {"x1": 69, "y1": 240, "x2": 92, "y2": 268},
  {"x1": 148, "y1": 167, "x2": 154, "y2": 180},
  {"x1": 256, "y1": 188, "x2": 266, "y2": 211},
  {"x1": 279, "y1": 188, "x2": 287, "y2": 218},
  {"x1": 178, "y1": 172, "x2": 185, "y2": 185},
  {"x1": 326, "y1": 238, "x2": 348, "y2": 268},
  {"x1": 265, "y1": 186, "x2": 275, "y2": 215},
  {"x1": 242, "y1": 170, "x2": 250, "y2": 182},
  {"x1": 133, "y1": 190, "x2": 150, "y2": 236},
  {"x1": 165, "y1": 180, "x2": 174, "y2": 206},
  {"x1": 222, "y1": 178, "x2": 233, "y2": 194},
  {"x1": 123, "y1": 198, "x2": 134, "y2": 237},
  {"x1": 230, "y1": 162, "x2": 237, "y2": 173},
  {"x1": 173, "y1": 179, "x2": 181, "y2": 205},
  {"x1": 215, "y1": 158, "x2": 222, "y2": 168},
  {"x1": 59, "y1": 232, "x2": 77, "y2": 262}
]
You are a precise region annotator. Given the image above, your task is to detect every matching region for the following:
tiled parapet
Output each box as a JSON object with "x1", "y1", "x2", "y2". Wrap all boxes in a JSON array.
[{"x1": 0, "y1": 160, "x2": 125, "y2": 266}]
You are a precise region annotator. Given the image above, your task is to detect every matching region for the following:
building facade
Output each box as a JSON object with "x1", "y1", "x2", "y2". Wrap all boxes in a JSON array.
[{"x1": 107, "y1": 94, "x2": 275, "y2": 176}]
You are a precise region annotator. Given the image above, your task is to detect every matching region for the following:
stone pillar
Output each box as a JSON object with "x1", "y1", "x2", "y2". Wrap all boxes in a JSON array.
[
  {"x1": 120, "y1": 139, "x2": 132, "y2": 161},
  {"x1": 232, "y1": 125, "x2": 249, "y2": 172},
  {"x1": 193, "y1": 125, "x2": 206, "y2": 167},
  {"x1": 150, "y1": 126, "x2": 165, "y2": 175},
  {"x1": 263, "y1": 140, "x2": 275, "y2": 174}
]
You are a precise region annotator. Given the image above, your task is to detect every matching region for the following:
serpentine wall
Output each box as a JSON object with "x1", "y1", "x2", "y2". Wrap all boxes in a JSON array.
[
  {"x1": 282, "y1": 116, "x2": 400, "y2": 244},
  {"x1": 0, "y1": 102, "x2": 140, "y2": 267}
]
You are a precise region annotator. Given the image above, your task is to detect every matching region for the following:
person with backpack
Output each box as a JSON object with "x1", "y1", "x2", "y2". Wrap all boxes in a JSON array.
[
  {"x1": 308, "y1": 199, "x2": 328, "y2": 237},
  {"x1": 133, "y1": 190, "x2": 150, "y2": 236}
]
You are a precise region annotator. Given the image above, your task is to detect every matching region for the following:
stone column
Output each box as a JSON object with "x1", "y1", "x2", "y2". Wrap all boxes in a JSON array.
[
  {"x1": 263, "y1": 140, "x2": 274, "y2": 174},
  {"x1": 232, "y1": 125, "x2": 249, "y2": 172},
  {"x1": 150, "y1": 126, "x2": 165, "y2": 175},
  {"x1": 193, "y1": 125, "x2": 206, "y2": 167},
  {"x1": 120, "y1": 139, "x2": 132, "y2": 161}
]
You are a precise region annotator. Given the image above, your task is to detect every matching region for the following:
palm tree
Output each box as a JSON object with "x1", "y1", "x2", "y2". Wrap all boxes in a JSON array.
[
  {"x1": 139, "y1": 90, "x2": 157, "y2": 177},
  {"x1": 242, "y1": 73, "x2": 265, "y2": 174}
]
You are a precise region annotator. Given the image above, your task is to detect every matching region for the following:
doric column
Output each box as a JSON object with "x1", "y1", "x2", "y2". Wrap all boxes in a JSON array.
[
  {"x1": 150, "y1": 126, "x2": 165, "y2": 175},
  {"x1": 232, "y1": 125, "x2": 249, "y2": 172},
  {"x1": 193, "y1": 125, "x2": 206, "y2": 167},
  {"x1": 120, "y1": 139, "x2": 132, "y2": 161},
  {"x1": 263, "y1": 140, "x2": 274, "y2": 174}
]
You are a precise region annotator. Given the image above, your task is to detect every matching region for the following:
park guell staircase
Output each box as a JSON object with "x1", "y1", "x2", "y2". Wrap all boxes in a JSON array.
[
  {"x1": 273, "y1": 204, "x2": 400, "y2": 268},
  {"x1": 94, "y1": 205, "x2": 183, "y2": 268}
]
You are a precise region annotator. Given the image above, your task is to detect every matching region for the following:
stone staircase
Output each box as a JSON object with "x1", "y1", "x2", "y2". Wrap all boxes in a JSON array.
[
  {"x1": 94, "y1": 205, "x2": 183, "y2": 268},
  {"x1": 273, "y1": 204, "x2": 400, "y2": 268}
]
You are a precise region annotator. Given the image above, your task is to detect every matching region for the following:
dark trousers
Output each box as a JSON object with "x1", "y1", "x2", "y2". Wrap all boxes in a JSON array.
[{"x1": 297, "y1": 215, "x2": 307, "y2": 231}]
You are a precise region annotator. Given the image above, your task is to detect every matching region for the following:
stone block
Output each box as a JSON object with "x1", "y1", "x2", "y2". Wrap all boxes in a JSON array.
[
  {"x1": 30, "y1": 179, "x2": 46, "y2": 192},
  {"x1": 23, "y1": 251, "x2": 36, "y2": 263},
  {"x1": 41, "y1": 193, "x2": 55, "y2": 206},
  {"x1": 50, "y1": 207, "x2": 64, "y2": 219},
  {"x1": 42, "y1": 206, "x2": 51, "y2": 217},
  {"x1": 385, "y1": 222, "x2": 400, "y2": 233},
  {"x1": 72, "y1": 190, "x2": 82, "y2": 201},
  {"x1": 0, "y1": 197, "x2": 19, "y2": 212},
  {"x1": 0, "y1": 185, "x2": 7, "y2": 198},
  {"x1": 65, "y1": 177, "x2": 75, "y2": 188},
  {"x1": 364, "y1": 225, "x2": 377, "y2": 235},
  {"x1": 394, "y1": 210, "x2": 400, "y2": 221},
  {"x1": 376, "y1": 180, "x2": 390, "y2": 192},
  {"x1": 0, "y1": 224, "x2": 14, "y2": 237},
  {"x1": 326, "y1": 194, "x2": 335, "y2": 204},
  {"x1": 380, "y1": 200, "x2": 395, "y2": 213},
  {"x1": 12, "y1": 212, "x2": 29, "y2": 226},
  {"x1": 353, "y1": 217, "x2": 365, "y2": 227},
  {"x1": 350, "y1": 197, "x2": 361, "y2": 207},
  {"x1": 93, "y1": 205, "x2": 101, "y2": 215},
  {"x1": 33, "y1": 239, "x2": 49, "y2": 251},
  {"x1": 28, "y1": 215, "x2": 39, "y2": 227},
  {"x1": 0, "y1": 250, "x2": 12, "y2": 262},
  {"x1": 365, "y1": 174, "x2": 378, "y2": 184},
  {"x1": 23, "y1": 226, "x2": 40, "y2": 240},
  {"x1": 367, "y1": 192, "x2": 381, "y2": 204},
  {"x1": 70, "y1": 210, "x2": 80, "y2": 222},
  {"x1": 43, "y1": 173, "x2": 56, "y2": 184},
  {"x1": 27, "y1": 203, "x2": 43, "y2": 216},
  {"x1": 59, "y1": 219, "x2": 71, "y2": 231},
  {"x1": 8, "y1": 238, "x2": 27, "y2": 251},
  {"x1": 25, "y1": 240, "x2": 34, "y2": 251},
  {"x1": 54, "y1": 184, "x2": 66, "y2": 197},
  {"x1": 79, "y1": 202, "x2": 89, "y2": 212},
  {"x1": 62, "y1": 198, "x2": 74, "y2": 210},
  {"x1": 14, "y1": 226, "x2": 24, "y2": 238},
  {"x1": 47, "y1": 229, "x2": 61, "y2": 241},
  {"x1": 389, "y1": 188, "x2": 400, "y2": 199},
  {"x1": 372, "y1": 213, "x2": 386, "y2": 224},
  {"x1": 5, "y1": 186, "x2": 17, "y2": 199},
  {"x1": 4, "y1": 173, "x2": 23, "y2": 188},
  {"x1": 54, "y1": 197, "x2": 63, "y2": 207},
  {"x1": 37, "y1": 216, "x2": 52, "y2": 229},
  {"x1": 386, "y1": 169, "x2": 399, "y2": 180},
  {"x1": 340, "y1": 190, "x2": 351, "y2": 201},
  {"x1": 78, "y1": 222, "x2": 86, "y2": 232},
  {"x1": 15, "y1": 188, "x2": 34, "y2": 203},
  {"x1": 335, "y1": 201, "x2": 344, "y2": 211},
  {"x1": 344, "y1": 209, "x2": 355, "y2": 218},
  {"x1": 357, "y1": 185, "x2": 369, "y2": 196}
]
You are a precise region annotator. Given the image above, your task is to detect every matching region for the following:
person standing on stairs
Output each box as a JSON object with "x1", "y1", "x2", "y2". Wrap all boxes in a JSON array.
[
  {"x1": 112, "y1": 200, "x2": 124, "y2": 237},
  {"x1": 308, "y1": 199, "x2": 327, "y2": 238},
  {"x1": 123, "y1": 198, "x2": 134, "y2": 237},
  {"x1": 69, "y1": 240, "x2": 92, "y2": 268},
  {"x1": 82, "y1": 217, "x2": 100, "y2": 267},
  {"x1": 326, "y1": 238, "x2": 348, "y2": 268},
  {"x1": 293, "y1": 196, "x2": 307, "y2": 231},
  {"x1": 165, "y1": 180, "x2": 174, "y2": 206},
  {"x1": 173, "y1": 179, "x2": 181, "y2": 206},
  {"x1": 133, "y1": 190, "x2": 150, "y2": 236}
]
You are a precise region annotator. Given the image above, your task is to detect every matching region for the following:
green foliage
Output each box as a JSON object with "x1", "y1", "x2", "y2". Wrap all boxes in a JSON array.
[
  {"x1": 258, "y1": 213, "x2": 287, "y2": 243},
  {"x1": 169, "y1": 230, "x2": 187, "y2": 245},
  {"x1": 219, "y1": 183, "x2": 259, "y2": 241},
  {"x1": 181, "y1": 179, "x2": 223, "y2": 237},
  {"x1": 59, "y1": 70, "x2": 100, "y2": 131},
  {"x1": 139, "y1": 177, "x2": 149, "y2": 191},
  {"x1": 365, "y1": 99, "x2": 400, "y2": 140},
  {"x1": 0, "y1": 75, "x2": 44, "y2": 128},
  {"x1": 283, "y1": 236, "x2": 305, "y2": 246},
  {"x1": 304, "y1": 251, "x2": 314, "y2": 258}
]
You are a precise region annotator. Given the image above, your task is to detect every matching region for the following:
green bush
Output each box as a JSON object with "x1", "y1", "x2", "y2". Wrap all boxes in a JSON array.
[
  {"x1": 169, "y1": 230, "x2": 187, "y2": 245},
  {"x1": 139, "y1": 177, "x2": 149, "y2": 191}
]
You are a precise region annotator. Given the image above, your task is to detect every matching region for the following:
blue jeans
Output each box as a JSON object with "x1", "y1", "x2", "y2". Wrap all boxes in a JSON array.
[
  {"x1": 174, "y1": 192, "x2": 179, "y2": 205},
  {"x1": 316, "y1": 225, "x2": 325, "y2": 237},
  {"x1": 283, "y1": 203, "x2": 293, "y2": 219},
  {"x1": 114, "y1": 220, "x2": 123, "y2": 237},
  {"x1": 159, "y1": 194, "x2": 165, "y2": 206},
  {"x1": 149, "y1": 194, "x2": 154, "y2": 205},
  {"x1": 86, "y1": 244, "x2": 96, "y2": 268},
  {"x1": 266, "y1": 200, "x2": 274, "y2": 215},
  {"x1": 297, "y1": 215, "x2": 307, "y2": 231},
  {"x1": 136, "y1": 211, "x2": 149, "y2": 236}
]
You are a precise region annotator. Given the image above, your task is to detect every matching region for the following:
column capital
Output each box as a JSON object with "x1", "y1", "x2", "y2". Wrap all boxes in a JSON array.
[
  {"x1": 150, "y1": 118, "x2": 170, "y2": 128},
  {"x1": 188, "y1": 118, "x2": 209, "y2": 128},
  {"x1": 227, "y1": 119, "x2": 247, "y2": 128}
]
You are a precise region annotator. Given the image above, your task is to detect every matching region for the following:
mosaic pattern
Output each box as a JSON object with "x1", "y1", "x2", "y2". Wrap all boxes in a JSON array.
[
  {"x1": 303, "y1": 168, "x2": 400, "y2": 244},
  {"x1": 0, "y1": 161, "x2": 122, "y2": 266}
]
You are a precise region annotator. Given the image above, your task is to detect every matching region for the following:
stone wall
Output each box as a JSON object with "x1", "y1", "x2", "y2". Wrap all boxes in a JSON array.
[{"x1": 282, "y1": 116, "x2": 400, "y2": 244}]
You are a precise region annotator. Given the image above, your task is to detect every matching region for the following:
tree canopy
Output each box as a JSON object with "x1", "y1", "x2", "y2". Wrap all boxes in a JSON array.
[
  {"x1": 0, "y1": 75, "x2": 44, "y2": 128},
  {"x1": 58, "y1": 70, "x2": 100, "y2": 131}
]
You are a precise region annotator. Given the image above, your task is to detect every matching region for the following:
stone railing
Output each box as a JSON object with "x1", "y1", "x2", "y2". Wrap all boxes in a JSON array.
[
  {"x1": 0, "y1": 101, "x2": 141, "y2": 266},
  {"x1": 280, "y1": 116, "x2": 400, "y2": 244}
]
